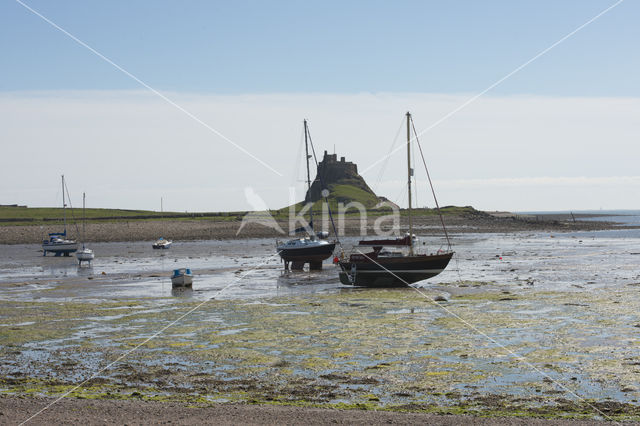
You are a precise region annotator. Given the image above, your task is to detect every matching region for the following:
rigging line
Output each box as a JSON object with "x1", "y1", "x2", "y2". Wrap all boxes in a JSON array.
[
  {"x1": 352, "y1": 248, "x2": 616, "y2": 423},
  {"x1": 396, "y1": 181, "x2": 408, "y2": 209},
  {"x1": 394, "y1": 182, "x2": 408, "y2": 233},
  {"x1": 375, "y1": 116, "x2": 406, "y2": 194},
  {"x1": 291, "y1": 125, "x2": 305, "y2": 187},
  {"x1": 411, "y1": 116, "x2": 452, "y2": 250},
  {"x1": 411, "y1": 131, "x2": 419, "y2": 209},
  {"x1": 63, "y1": 179, "x2": 82, "y2": 240},
  {"x1": 15, "y1": 0, "x2": 283, "y2": 178},
  {"x1": 304, "y1": 121, "x2": 341, "y2": 247}
]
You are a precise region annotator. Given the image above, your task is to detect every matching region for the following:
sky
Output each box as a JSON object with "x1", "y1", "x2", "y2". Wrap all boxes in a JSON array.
[{"x1": 1, "y1": 0, "x2": 638, "y2": 212}]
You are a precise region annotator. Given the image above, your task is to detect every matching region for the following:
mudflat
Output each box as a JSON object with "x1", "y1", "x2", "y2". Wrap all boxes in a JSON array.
[{"x1": 1, "y1": 215, "x2": 639, "y2": 424}]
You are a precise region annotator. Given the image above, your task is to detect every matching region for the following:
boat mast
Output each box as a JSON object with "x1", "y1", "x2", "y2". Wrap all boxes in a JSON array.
[
  {"x1": 82, "y1": 192, "x2": 86, "y2": 249},
  {"x1": 304, "y1": 119, "x2": 313, "y2": 233},
  {"x1": 62, "y1": 174, "x2": 67, "y2": 236},
  {"x1": 406, "y1": 112, "x2": 413, "y2": 255}
]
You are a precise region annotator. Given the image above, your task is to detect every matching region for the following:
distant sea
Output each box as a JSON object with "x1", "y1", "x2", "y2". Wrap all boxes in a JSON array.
[{"x1": 520, "y1": 210, "x2": 640, "y2": 238}]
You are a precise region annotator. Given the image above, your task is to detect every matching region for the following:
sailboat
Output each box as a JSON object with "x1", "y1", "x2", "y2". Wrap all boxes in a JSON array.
[
  {"x1": 276, "y1": 120, "x2": 336, "y2": 271},
  {"x1": 76, "y1": 192, "x2": 94, "y2": 265},
  {"x1": 152, "y1": 197, "x2": 172, "y2": 249},
  {"x1": 42, "y1": 175, "x2": 78, "y2": 257},
  {"x1": 338, "y1": 112, "x2": 454, "y2": 287}
]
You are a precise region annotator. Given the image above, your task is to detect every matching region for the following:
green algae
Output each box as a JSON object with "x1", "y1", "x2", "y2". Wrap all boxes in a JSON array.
[{"x1": 2, "y1": 284, "x2": 640, "y2": 420}]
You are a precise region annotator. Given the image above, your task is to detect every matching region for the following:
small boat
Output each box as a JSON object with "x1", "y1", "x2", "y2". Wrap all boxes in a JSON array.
[
  {"x1": 338, "y1": 112, "x2": 454, "y2": 287},
  {"x1": 276, "y1": 119, "x2": 336, "y2": 271},
  {"x1": 277, "y1": 234, "x2": 336, "y2": 270},
  {"x1": 76, "y1": 192, "x2": 94, "y2": 265},
  {"x1": 152, "y1": 237, "x2": 172, "y2": 249},
  {"x1": 152, "y1": 197, "x2": 172, "y2": 249},
  {"x1": 42, "y1": 175, "x2": 78, "y2": 257},
  {"x1": 76, "y1": 247, "x2": 94, "y2": 264},
  {"x1": 42, "y1": 232, "x2": 78, "y2": 257},
  {"x1": 171, "y1": 268, "x2": 193, "y2": 287}
]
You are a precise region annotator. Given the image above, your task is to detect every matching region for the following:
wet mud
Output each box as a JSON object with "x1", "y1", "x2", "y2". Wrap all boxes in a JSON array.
[{"x1": 1, "y1": 233, "x2": 639, "y2": 420}]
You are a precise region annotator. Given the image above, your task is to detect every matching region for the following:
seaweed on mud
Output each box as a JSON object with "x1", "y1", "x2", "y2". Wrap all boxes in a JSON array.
[{"x1": 2, "y1": 283, "x2": 640, "y2": 420}]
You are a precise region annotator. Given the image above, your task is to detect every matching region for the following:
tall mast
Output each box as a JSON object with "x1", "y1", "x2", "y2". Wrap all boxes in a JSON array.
[
  {"x1": 406, "y1": 112, "x2": 413, "y2": 255},
  {"x1": 62, "y1": 174, "x2": 67, "y2": 236},
  {"x1": 304, "y1": 119, "x2": 313, "y2": 232},
  {"x1": 82, "y1": 192, "x2": 86, "y2": 248}
]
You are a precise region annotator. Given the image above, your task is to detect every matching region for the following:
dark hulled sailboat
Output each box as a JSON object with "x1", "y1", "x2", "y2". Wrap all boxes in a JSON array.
[{"x1": 338, "y1": 112, "x2": 453, "y2": 287}]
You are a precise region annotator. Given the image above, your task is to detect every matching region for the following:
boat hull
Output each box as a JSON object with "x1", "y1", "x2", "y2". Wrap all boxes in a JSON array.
[
  {"x1": 76, "y1": 249, "x2": 94, "y2": 263},
  {"x1": 278, "y1": 243, "x2": 336, "y2": 262},
  {"x1": 171, "y1": 275, "x2": 193, "y2": 287},
  {"x1": 152, "y1": 242, "x2": 172, "y2": 249},
  {"x1": 338, "y1": 252, "x2": 453, "y2": 287},
  {"x1": 42, "y1": 242, "x2": 78, "y2": 256}
]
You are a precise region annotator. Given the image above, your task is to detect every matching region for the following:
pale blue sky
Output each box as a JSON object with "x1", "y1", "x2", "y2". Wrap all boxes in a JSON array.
[
  {"x1": 1, "y1": 0, "x2": 637, "y2": 95},
  {"x1": 1, "y1": 1, "x2": 638, "y2": 212}
]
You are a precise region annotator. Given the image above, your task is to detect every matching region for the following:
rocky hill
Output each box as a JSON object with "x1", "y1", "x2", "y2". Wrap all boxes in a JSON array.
[{"x1": 305, "y1": 151, "x2": 381, "y2": 208}]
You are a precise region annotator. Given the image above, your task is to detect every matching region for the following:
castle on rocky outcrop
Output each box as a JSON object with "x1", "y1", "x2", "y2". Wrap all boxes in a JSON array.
[{"x1": 305, "y1": 150, "x2": 378, "y2": 205}]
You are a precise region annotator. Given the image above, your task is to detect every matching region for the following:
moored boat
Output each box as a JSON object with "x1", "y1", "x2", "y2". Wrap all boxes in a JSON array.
[
  {"x1": 277, "y1": 119, "x2": 337, "y2": 271},
  {"x1": 338, "y1": 244, "x2": 453, "y2": 287},
  {"x1": 42, "y1": 232, "x2": 78, "y2": 257},
  {"x1": 76, "y1": 192, "x2": 94, "y2": 265},
  {"x1": 153, "y1": 237, "x2": 172, "y2": 249},
  {"x1": 277, "y1": 235, "x2": 336, "y2": 268},
  {"x1": 171, "y1": 268, "x2": 193, "y2": 287},
  {"x1": 76, "y1": 247, "x2": 95, "y2": 264},
  {"x1": 338, "y1": 112, "x2": 453, "y2": 287},
  {"x1": 153, "y1": 198, "x2": 172, "y2": 249},
  {"x1": 42, "y1": 175, "x2": 78, "y2": 257}
]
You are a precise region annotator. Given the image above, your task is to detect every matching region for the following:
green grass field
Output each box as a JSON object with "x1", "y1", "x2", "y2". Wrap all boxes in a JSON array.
[
  {"x1": 0, "y1": 206, "x2": 248, "y2": 226},
  {"x1": 0, "y1": 203, "x2": 478, "y2": 226},
  {"x1": 0, "y1": 207, "x2": 162, "y2": 221}
]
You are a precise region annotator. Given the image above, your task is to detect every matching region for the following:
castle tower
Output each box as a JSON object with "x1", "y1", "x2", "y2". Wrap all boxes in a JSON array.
[{"x1": 304, "y1": 151, "x2": 376, "y2": 204}]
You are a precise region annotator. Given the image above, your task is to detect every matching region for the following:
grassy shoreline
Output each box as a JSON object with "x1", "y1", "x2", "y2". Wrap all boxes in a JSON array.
[{"x1": 0, "y1": 205, "x2": 628, "y2": 245}]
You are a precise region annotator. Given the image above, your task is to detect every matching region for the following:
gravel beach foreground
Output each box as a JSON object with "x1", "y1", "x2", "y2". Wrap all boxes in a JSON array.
[{"x1": 1, "y1": 396, "x2": 622, "y2": 425}]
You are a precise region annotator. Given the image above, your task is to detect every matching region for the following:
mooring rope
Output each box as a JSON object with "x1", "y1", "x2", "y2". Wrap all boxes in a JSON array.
[
  {"x1": 304, "y1": 120, "x2": 342, "y2": 250},
  {"x1": 410, "y1": 116, "x2": 452, "y2": 250}
]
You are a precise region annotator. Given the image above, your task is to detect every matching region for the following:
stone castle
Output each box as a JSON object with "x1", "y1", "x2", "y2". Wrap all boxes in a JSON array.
[{"x1": 305, "y1": 150, "x2": 377, "y2": 203}]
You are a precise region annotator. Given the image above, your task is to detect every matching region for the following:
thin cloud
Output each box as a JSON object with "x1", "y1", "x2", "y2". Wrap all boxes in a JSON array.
[{"x1": 1, "y1": 91, "x2": 638, "y2": 211}]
